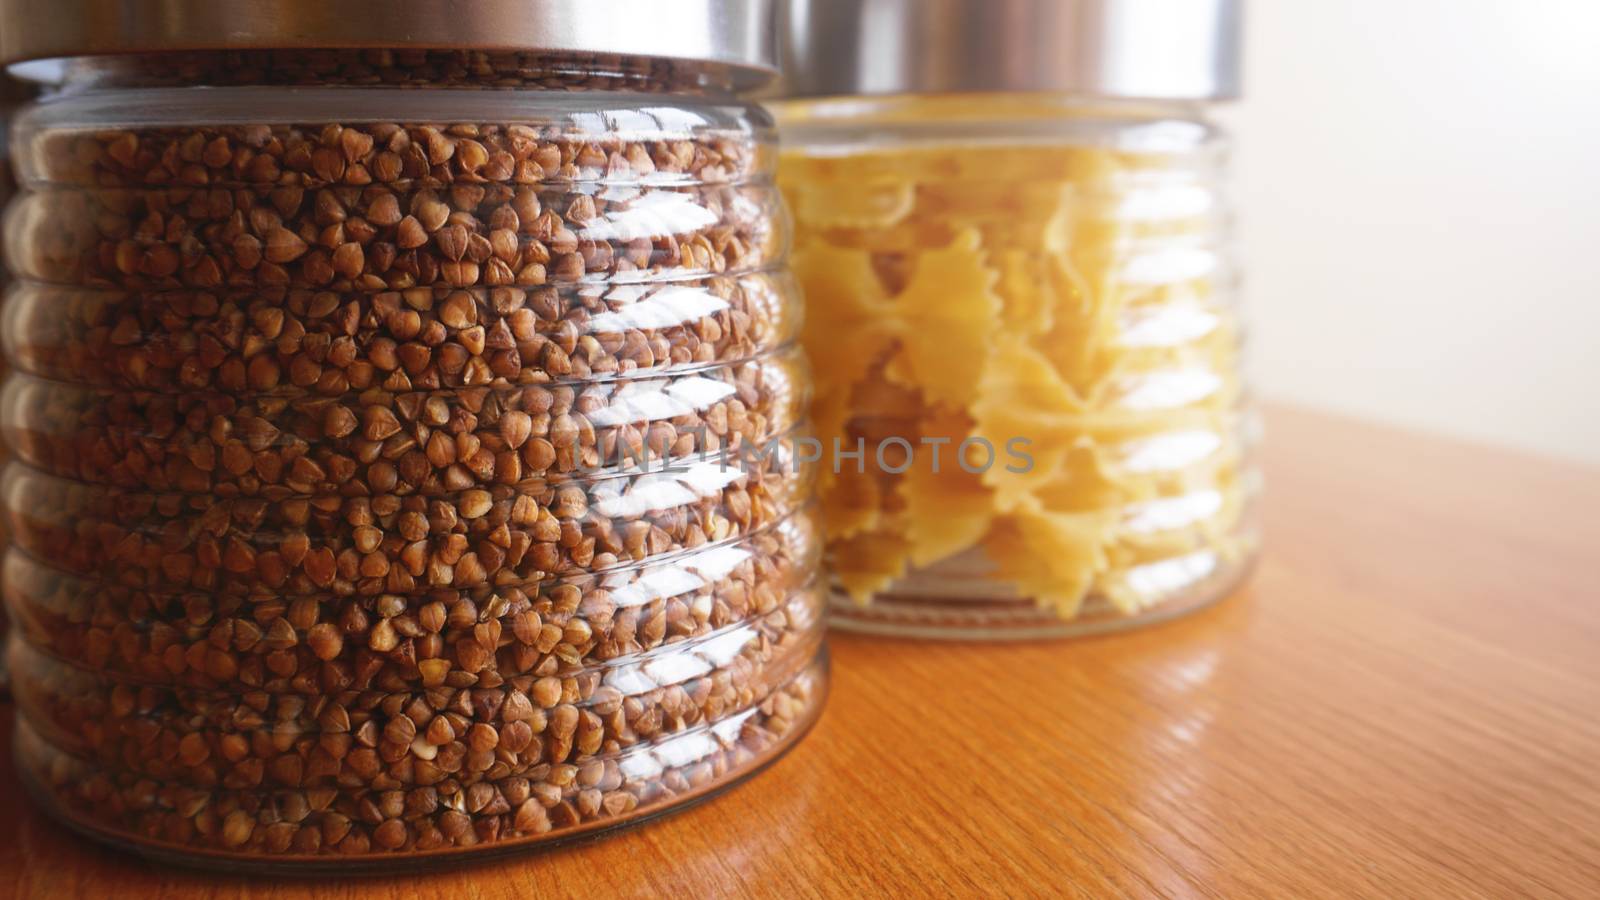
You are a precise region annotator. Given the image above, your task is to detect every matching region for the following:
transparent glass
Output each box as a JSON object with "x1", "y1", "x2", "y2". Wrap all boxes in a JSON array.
[
  {"x1": 0, "y1": 83, "x2": 21, "y2": 690},
  {"x1": 0, "y1": 51, "x2": 825, "y2": 868},
  {"x1": 776, "y1": 93, "x2": 1258, "y2": 639}
]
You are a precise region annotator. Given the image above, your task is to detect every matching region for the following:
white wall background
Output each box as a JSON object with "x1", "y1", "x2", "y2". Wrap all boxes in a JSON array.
[{"x1": 1233, "y1": 0, "x2": 1600, "y2": 464}]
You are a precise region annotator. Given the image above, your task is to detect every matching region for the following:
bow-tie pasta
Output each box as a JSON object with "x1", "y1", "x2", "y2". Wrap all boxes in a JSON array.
[{"x1": 780, "y1": 95, "x2": 1257, "y2": 635}]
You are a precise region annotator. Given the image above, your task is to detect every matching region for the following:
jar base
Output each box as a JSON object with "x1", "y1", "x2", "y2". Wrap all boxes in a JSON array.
[
  {"x1": 14, "y1": 651, "x2": 829, "y2": 876},
  {"x1": 829, "y1": 552, "x2": 1256, "y2": 641}
]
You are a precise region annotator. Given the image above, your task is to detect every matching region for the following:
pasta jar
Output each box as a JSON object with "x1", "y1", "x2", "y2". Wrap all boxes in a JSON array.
[
  {"x1": 775, "y1": 0, "x2": 1257, "y2": 638},
  {"x1": 0, "y1": 0, "x2": 826, "y2": 870}
]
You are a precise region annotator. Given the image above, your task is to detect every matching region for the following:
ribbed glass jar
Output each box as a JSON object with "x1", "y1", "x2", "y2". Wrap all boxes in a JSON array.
[
  {"x1": 776, "y1": 94, "x2": 1258, "y2": 638},
  {"x1": 0, "y1": 74, "x2": 44, "y2": 692},
  {"x1": 0, "y1": 49, "x2": 824, "y2": 869}
]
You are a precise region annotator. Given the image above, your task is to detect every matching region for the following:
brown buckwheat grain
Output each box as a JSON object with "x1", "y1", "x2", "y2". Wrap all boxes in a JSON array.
[{"x1": 3, "y1": 52, "x2": 822, "y2": 861}]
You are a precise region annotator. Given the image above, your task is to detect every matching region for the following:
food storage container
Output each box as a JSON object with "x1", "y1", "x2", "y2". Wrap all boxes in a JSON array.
[
  {"x1": 775, "y1": 0, "x2": 1258, "y2": 637},
  {"x1": 0, "y1": 72, "x2": 42, "y2": 691},
  {"x1": 0, "y1": 0, "x2": 826, "y2": 869}
]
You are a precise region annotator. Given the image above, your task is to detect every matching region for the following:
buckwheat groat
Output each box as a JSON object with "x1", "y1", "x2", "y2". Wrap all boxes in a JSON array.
[
  {"x1": 6, "y1": 512, "x2": 819, "y2": 692},
  {"x1": 9, "y1": 586, "x2": 822, "y2": 788},
  {"x1": 1, "y1": 5, "x2": 824, "y2": 866},
  {"x1": 0, "y1": 75, "x2": 38, "y2": 688},
  {"x1": 5, "y1": 275, "x2": 797, "y2": 391},
  {"x1": 2, "y1": 347, "x2": 805, "y2": 494},
  {"x1": 15, "y1": 659, "x2": 824, "y2": 857}
]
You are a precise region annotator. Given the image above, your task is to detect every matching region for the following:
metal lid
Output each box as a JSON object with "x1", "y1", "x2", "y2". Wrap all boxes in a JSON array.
[
  {"x1": 778, "y1": 0, "x2": 1241, "y2": 101},
  {"x1": 0, "y1": 0, "x2": 779, "y2": 84}
]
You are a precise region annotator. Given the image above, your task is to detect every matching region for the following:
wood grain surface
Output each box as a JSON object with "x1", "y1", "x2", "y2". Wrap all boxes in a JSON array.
[{"x1": 2, "y1": 405, "x2": 1598, "y2": 899}]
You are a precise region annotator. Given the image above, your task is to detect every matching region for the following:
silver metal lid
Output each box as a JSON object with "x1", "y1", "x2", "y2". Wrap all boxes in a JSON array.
[
  {"x1": 0, "y1": 0, "x2": 779, "y2": 85},
  {"x1": 778, "y1": 0, "x2": 1241, "y2": 101}
]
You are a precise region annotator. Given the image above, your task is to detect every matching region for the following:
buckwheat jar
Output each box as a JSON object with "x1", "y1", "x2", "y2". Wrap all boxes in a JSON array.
[
  {"x1": 0, "y1": 0, "x2": 825, "y2": 868},
  {"x1": 776, "y1": 0, "x2": 1258, "y2": 638},
  {"x1": 0, "y1": 74, "x2": 39, "y2": 691}
]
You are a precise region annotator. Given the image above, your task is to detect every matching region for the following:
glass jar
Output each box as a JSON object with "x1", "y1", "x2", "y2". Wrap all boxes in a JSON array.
[
  {"x1": 0, "y1": 0, "x2": 826, "y2": 869},
  {"x1": 0, "y1": 83, "x2": 19, "y2": 687},
  {"x1": 0, "y1": 72, "x2": 42, "y2": 691},
  {"x1": 774, "y1": 0, "x2": 1257, "y2": 638}
]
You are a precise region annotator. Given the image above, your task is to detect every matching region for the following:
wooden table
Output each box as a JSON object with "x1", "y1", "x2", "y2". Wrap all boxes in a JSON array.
[{"x1": 3, "y1": 406, "x2": 1598, "y2": 898}]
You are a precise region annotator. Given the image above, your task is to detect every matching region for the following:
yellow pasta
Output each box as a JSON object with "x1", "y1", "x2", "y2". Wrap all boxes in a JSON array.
[
  {"x1": 791, "y1": 240, "x2": 898, "y2": 401},
  {"x1": 897, "y1": 410, "x2": 995, "y2": 569},
  {"x1": 778, "y1": 94, "x2": 1252, "y2": 627},
  {"x1": 787, "y1": 178, "x2": 916, "y2": 229},
  {"x1": 830, "y1": 527, "x2": 915, "y2": 603},
  {"x1": 882, "y1": 228, "x2": 1001, "y2": 410}
]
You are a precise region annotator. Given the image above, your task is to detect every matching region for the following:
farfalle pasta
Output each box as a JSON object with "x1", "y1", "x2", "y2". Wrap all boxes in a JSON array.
[{"x1": 777, "y1": 94, "x2": 1258, "y2": 636}]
